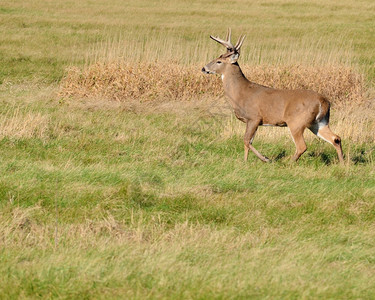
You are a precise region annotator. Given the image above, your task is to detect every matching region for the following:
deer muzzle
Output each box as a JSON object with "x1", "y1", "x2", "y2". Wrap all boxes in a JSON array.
[{"x1": 202, "y1": 67, "x2": 214, "y2": 74}]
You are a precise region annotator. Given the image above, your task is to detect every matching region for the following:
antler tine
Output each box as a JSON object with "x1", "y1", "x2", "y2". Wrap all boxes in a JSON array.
[
  {"x1": 234, "y1": 34, "x2": 246, "y2": 52},
  {"x1": 225, "y1": 28, "x2": 232, "y2": 44}
]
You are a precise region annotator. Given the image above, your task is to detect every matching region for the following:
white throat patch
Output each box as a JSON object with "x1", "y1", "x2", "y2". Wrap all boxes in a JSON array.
[{"x1": 221, "y1": 74, "x2": 225, "y2": 81}]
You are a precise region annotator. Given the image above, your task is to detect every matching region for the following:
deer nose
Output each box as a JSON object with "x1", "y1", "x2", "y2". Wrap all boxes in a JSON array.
[{"x1": 202, "y1": 67, "x2": 209, "y2": 74}]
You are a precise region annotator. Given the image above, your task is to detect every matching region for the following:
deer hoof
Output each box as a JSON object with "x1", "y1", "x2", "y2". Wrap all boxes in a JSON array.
[{"x1": 263, "y1": 157, "x2": 271, "y2": 163}]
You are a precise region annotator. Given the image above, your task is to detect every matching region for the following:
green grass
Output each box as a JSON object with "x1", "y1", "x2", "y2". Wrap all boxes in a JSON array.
[{"x1": 1, "y1": 0, "x2": 375, "y2": 298}]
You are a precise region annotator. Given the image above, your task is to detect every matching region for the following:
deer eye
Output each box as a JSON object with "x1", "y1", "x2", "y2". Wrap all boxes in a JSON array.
[{"x1": 217, "y1": 61, "x2": 222, "y2": 64}]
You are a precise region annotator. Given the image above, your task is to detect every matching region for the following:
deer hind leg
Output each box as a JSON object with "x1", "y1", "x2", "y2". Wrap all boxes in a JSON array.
[
  {"x1": 244, "y1": 121, "x2": 270, "y2": 162},
  {"x1": 310, "y1": 124, "x2": 344, "y2": 163},
  {"x1": 289, "y1": 126, "x2": 307, "y2": 162}
]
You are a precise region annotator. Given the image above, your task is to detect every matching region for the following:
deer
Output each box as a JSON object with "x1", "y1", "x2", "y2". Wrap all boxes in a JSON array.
[{"x1": 202, "y1": 29, "x2": 344, "y2": 163}]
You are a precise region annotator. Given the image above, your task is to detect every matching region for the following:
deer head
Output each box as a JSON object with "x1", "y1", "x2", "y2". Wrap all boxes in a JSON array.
[{"x1": 202, "y1": 28, "x2": 246, "y2": 75}]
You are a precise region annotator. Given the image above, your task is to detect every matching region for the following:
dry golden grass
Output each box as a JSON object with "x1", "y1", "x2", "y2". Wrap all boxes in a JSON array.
[
  {"x1": 0, "y1": 105, "x2": 50, "y2": 139},
  {"x1": 333, "y1": 102, "x2": 375, "y2": 143},
  {"x1": 59, "y1": 62, "x2": 367, "y2": 106},
  {"x1": 60, "y1": 62, "x2": 216, "y2": 102}
]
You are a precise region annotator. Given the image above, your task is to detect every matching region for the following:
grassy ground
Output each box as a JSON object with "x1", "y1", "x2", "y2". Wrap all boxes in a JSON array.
[{"x1": 1, "y1": 0, "x2": 375, "y2": 299}]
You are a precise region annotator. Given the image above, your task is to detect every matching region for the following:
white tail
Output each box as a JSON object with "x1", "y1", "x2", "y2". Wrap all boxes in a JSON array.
[{"x1": 202, "y1": 29, "x2": 344, "y2": 163}]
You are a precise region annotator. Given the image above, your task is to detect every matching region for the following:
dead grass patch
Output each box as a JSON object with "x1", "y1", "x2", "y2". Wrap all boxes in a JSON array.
[{"x1": 59, "y1": 62, "x2": 367, "y2": 106}]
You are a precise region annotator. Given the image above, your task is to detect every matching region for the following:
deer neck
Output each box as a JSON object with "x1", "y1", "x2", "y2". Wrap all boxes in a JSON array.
[{"x1": 221, "y1": 63, "x2": 250, "y2": 102}]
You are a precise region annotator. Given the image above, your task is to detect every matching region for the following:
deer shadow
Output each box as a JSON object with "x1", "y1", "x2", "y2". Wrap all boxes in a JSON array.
[
  {"x1": 274, "y1": 150, "x2": 287, "y2": 162},
  {"x1": 272, "y1": 150, "x2": 333, "y2": 165},
  {"x1": 307, "y1": 148, "x2": 373, "y2": 165},
  {"x1": 351, "y1": 149, "x2": 371, "y2": 165},
  {"x1": 306, "y1": 151, "x2": 333, "y2": 165}
]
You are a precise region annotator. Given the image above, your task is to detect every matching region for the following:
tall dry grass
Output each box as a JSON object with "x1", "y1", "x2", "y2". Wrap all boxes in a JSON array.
[
  {"x1": 81, "y1": 29, "x2": 355, "y2": 69},
  {"x1": 0, "y1": 105, "x2": 50, "y2": 139},
  {"x1": 63, "y1": 26, "x2": 367, "y2": 104},
  {"x1": 60, "y1": 62, "x2": 367, "y2": 106}
]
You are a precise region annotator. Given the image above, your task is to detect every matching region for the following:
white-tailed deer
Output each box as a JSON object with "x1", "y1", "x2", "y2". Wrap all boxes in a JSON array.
[{"x1": 202, "y1": 29, "x2": 344, "y2": 163}]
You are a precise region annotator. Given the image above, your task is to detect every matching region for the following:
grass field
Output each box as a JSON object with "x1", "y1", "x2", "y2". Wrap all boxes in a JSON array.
[{"x1": 1, "y1": 0, "x2": 375, "y2": 298}]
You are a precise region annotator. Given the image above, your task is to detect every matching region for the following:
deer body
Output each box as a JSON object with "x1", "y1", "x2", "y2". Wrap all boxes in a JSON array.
[
  {"x1": 202, "y1": 29, "x2": 344, "y2": 163},
  {"x1": 222, "y1": 64, "x2": 325, "y2": 127}
]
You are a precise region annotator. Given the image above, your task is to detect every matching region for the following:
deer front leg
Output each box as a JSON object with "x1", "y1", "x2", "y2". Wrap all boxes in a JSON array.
[
  {"x1": 289, "y1": 126, "x2": 307, "y2": 162},
  {"x1": 244, "y1": 121, "x2": 270, "y2": 162}
]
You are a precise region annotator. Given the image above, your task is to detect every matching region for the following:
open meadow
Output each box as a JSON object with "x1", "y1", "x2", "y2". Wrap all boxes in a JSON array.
[{"x1": 1, "y1": 0, "x2": 375, "y2": 298}]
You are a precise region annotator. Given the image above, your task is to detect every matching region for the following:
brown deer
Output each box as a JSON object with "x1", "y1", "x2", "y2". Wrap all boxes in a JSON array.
[{"x1": 202, "y1": 29, "x2": 344, "y2": 163}]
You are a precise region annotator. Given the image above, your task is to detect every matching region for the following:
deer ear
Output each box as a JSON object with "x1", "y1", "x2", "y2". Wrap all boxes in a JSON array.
[{"x1": 229, "y1": 52, "x2": 239, "y2": 63}]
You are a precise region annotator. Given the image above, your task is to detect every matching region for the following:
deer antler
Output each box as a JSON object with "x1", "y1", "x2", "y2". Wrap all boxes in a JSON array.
[
  {"x1": 234, "y1": 35, "x2": 246, "y2": 52},
  {"x1": 210, "y1": 28, "x2": 245, "y2": 53},
  {"x1": 210, "y1": 28, "x2": 234, "y2": 51}
]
